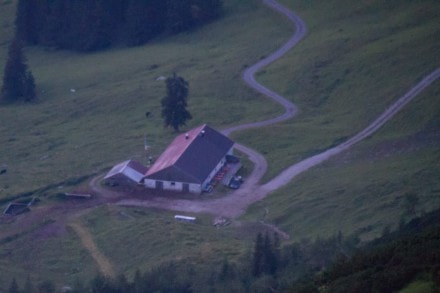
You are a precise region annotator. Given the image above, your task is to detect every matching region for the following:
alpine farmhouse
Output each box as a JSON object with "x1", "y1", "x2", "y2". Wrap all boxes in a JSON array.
[
  {"x1": 142, "y1": 124, "x2": 234, "y2": 193},
  {"x1": 104, "y1": 124, "x2": 237, "y2": 193}
]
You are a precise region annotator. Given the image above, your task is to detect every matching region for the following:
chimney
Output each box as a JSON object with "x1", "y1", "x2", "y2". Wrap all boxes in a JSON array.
[
  {"x1": 185, "y1": 133, "x2": 189, "y2": 140},
  {"x1": 200, "y1": 130, "x2": 205, "y2": 137}
]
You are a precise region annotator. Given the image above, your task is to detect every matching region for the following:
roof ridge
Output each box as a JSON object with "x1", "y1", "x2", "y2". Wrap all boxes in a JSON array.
[
  {"x1": 145, "y1": 125, "x2": 207, "y2": 176},
  {"x1": 143, "y1": 124, "x2": 233, "y2": 183},
  {"x1": 177, "y1": 124, "x2": 206, "y2": 159}
]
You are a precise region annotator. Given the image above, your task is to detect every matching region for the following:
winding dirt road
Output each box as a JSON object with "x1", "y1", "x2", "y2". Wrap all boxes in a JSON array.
[
  {"x1": 262, "y1": 67, "x2": 440, "y2": 193},
  {"x1": 116, "y1": 0, "x2": 440, "y2": 218}
]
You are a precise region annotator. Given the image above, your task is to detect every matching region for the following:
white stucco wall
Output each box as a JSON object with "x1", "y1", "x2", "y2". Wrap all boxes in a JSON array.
[
  {"x1": 144, "y1": 179, "x2": 156, "y2": 188},
  {"x1": 143, "y1": 147, "x2": 233, "y2": 194},
  {"x1": 144, "y1": 179, "x2": 201, "y2": 193},
  {"x1": 188, "y1": 183, "x2": 202, "y2": 193}
]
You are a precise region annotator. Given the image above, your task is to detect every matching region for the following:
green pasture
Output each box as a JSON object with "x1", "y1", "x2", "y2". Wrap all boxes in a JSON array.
[
  {"x1": 233, "y1": 0, "x2": 440, "y2": 181},
  {"x1": 0, "y1": 0, "x2": 287, "y2": 200},
  {"x1": 239, "y1": 0, "x2": 440, "y2": 242},
  {"x1": 244, "y1": 80, "x2": 440, "y2": 241},
  {"x1": 0, "y1": 203, "x2": 269, "y2": 289},
  {"x1": 0, "y1": 0, "x2": 440, "y2": 288},
  {"x1": 82, "y1": 206, "x2": 257, "y2": 278},
  {"x1": 0, "y1": 216, "x2": 97, "y2": 288}
]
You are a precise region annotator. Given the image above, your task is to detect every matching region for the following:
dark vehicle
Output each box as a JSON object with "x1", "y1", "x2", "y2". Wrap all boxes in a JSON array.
[
  {"x1": 226, "y1": 155, "x2": 240, "y2": 164},
  {"x1": 228, "y1": 178, "x2": 241, "y2": 189}
]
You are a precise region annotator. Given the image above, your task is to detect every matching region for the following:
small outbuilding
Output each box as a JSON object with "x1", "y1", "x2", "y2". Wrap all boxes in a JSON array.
[
  {"x1": 3, "y1": 203, "x2": 30, "y2": 216},
  {"x1": 104, "y1": 160, "x2": 148, "y2": 186}
]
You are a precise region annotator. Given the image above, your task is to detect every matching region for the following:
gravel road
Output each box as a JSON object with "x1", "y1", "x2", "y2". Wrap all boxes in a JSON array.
[
  {"x1": 261, "y1": 67, "x2": 440, "y2": 193},
  {"x1": 116, "y1": 1, "x2": 440, "y2": 218}
]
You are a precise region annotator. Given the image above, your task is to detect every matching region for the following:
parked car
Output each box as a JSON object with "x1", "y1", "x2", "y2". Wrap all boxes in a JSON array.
[{"x1": 228, "y1": 178, "x2": 241, "y2": 189}]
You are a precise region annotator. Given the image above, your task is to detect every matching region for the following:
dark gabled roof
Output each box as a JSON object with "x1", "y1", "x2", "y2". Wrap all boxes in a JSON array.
[{"x1": 144, "y1": 124, "x2": 234, "y2": 184}]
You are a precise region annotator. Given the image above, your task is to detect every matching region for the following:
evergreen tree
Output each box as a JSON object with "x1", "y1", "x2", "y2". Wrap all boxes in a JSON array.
[
  {"x1": 37, "y1": 0, "x2": 66, "y2": 48},
  {"x1": 218, "y1": 257, "x2": 230, "y2": 281},
  {"x1": 263, "y1": 233, "x2": 278, "y2": 275},
  {"x1": 1, "y1": 37, "x2": 36, "y2": 103},
  {"x1": 24, "y1": 275, "x2": 34, "y2": 293},
  {"x1": 252, "y1": 232, "x2": 265, "y2": 277},
  {"x1": 190, "y1": 0, "x2": 223, "y2": 23},
  {"x1": 252, "y1": 232, "x2": 280, "y2": 277},
  {"x1": 115, "y1": 274, "x2": 131, "y2": 292},
  {"x1": 8, "y1": 278, "x2": 20, "y2": 293},
  {"x1": 74, "y1": 1, "x2": 112, "y2": 52},
  {"x1": 133, "y1": 269, "x2": 144, "y2": 293},
  {"x1": 166, "y1": 0, "x2": 193, "y2": 33},
  {"x1": 37, "y1": 280, "x2": 55, "y2": 293},
  {"x1": 125, "y1": 0, "x2": 167, "y2": 46},
  {"x1": 15, "y1": 0, "x2": 38, "y2": 44},
  {"x1": 24, "y1": 71, "x2": 36, "y2": 101},
  {"x1": 161, "y1": 73, "x2": 192, "y2": 131},
  {"x1": 89, "y1": 273, "x2": 115, "y2": 292}
]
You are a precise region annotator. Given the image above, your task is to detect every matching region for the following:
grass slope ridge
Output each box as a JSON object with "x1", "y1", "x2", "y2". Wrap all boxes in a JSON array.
[
  {"x1": 0, "y1": 0, "x2": 439, "y2": 289},
  {"x1": 242, "y1": 0, "x2": 440, "y2": 241},
  {"x1": 0, "y1": 0, "x2": 287, "y2": 199},
  {"x1": 262, "y1": 68, "x2": 440, "y2": 192},
  {"x1": 235, "y1": 0, "x2": 440, "y2": 181}
]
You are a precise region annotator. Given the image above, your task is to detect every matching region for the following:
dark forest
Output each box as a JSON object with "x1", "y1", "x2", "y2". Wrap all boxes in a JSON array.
[{"x1": 15, "y1": 0, "x2": 223, "y2": 52}]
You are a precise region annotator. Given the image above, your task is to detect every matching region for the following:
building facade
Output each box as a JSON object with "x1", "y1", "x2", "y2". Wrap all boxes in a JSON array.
[{"x1": 143, "y1": 124, "x2": 234, "y2": 193}]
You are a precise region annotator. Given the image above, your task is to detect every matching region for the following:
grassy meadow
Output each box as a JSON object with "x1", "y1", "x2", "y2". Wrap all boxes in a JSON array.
[
  {"x1": 233, "y1": 0, "x2": 440, "y2": 181},
  {"x1": 0, "y1": 0, "x2": 440, "y2": 289},
  {"x1": 0, "y1": 0, "x2": 287, "y2": 200},
  {"x1": 82, "y1": 206, "x2": 256, "y2": 278},
  {"x1": 0, "y1": 204, "x2": 260, "y2": 287},
  {"x1": 240, "y1": 0, "x2": 440, "y2": 240}
]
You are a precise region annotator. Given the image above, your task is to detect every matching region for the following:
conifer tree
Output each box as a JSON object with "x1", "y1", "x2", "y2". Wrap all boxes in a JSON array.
[
  {"x1": 263, "y1": 233, "x2": 278, "y2": 275},
  {"x1": 8, "y1": 278, "x2": 19, "y2": 293},
  {"x1": 1, "y1": 37, "x2": 36, "y2": 103},
  {"x1": 24, "y1": 275, "x2": 34, "y2": 293},
  {"x1": 15, "y1": 0, "x2": 38, "y2": 44},
  {"x1": 166, "y1": 0, "x2": 193, "y2": 33},
  {"x1": 252, "y1": 232, "x2": 265, "y2": 276},
  {"x1": 37, "y1": 280, "x2": 55, "y2": 293},
  {"x1": 125, "y1": 0, "x2": 154, "y2": 46},
  {"x1": 191, "y1": 0, "x2": 223, "y2": 23},
  {"x1": 161, "y1": 73, "x2": 192, "y2": 131},
  {"x1": 24, "y1": 71, "x2": 36, "y2": 101},
  {"x1": 252, "y1": 232, "x2": 280, "y2": 277}
]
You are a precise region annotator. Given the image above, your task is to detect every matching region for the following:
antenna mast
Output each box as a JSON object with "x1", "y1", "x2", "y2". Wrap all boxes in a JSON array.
[{"x1": 144, "y1": 135, "x2": 153, "y2": 167}]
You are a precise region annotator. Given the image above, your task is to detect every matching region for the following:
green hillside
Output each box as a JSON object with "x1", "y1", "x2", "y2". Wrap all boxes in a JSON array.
[
  {"x1": 0, "y1": 0, "x2": 286, "y2": 200},
  {"x1": 0, "y1": 0, "x2": 439, "y2": 289},
  {"x1": 240, "y1": 0, "x2": 440, "y2": 240}
]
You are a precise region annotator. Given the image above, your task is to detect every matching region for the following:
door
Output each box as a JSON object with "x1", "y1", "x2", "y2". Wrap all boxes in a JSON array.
[
  {"x1": 156, "y1": 181, "x2": 163, "y2": 190},
  {"x1": 183, "y1": 183, "x2": 190, "y2": 193}
]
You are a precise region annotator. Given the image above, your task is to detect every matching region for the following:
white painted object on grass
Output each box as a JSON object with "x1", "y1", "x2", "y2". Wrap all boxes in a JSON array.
[{"x1": 174, "y1": 215, "x2": 196, "y2": 222}]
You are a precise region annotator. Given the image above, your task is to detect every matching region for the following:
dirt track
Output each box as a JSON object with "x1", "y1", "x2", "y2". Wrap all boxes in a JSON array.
[
  {"x1": 108, "y1": 0, "x2": 440, "y2": 218},
  {"x1": 70, "y1": 221, "x2": 116, "y2": 278}
]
